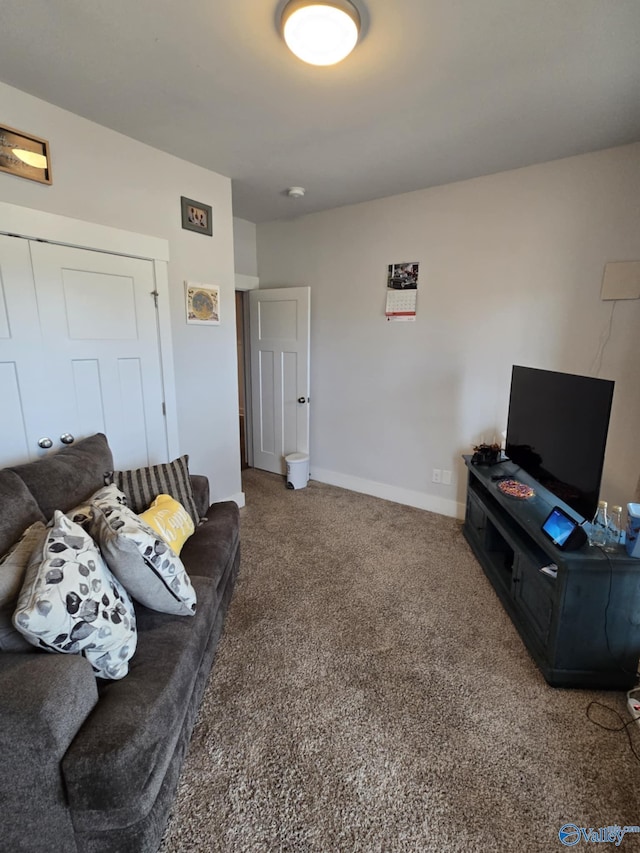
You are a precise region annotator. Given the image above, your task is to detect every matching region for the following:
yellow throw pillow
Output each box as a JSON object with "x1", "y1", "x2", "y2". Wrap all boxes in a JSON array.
[{"x1": 139, "y1": 494, "x2": 195, "y2": 554}]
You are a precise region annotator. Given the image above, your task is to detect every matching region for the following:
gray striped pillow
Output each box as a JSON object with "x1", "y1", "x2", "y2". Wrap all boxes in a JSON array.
[{"x1": 111, "y1": 456, "x2": 199, "y2": 526}]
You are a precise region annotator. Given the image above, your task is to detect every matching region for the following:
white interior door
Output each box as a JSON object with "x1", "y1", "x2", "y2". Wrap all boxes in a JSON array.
[
  {"x1": 0, "y1": 235, "x2": 46, "y2": 464},
  {"x1": 0, "y1": 236, "x2": 168, "y2": 468},
  {"x1": 249, "y1": 286, "x2": 310, "y2": 475}
]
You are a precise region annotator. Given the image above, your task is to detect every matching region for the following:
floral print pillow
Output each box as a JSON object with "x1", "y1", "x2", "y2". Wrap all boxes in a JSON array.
[{"x1": 13, "y1": 512, "x2": 137, "y2": 680}]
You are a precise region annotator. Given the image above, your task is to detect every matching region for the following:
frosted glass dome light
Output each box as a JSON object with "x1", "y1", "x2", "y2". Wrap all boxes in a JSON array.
[{"x1": 281, "y1": 0, "x2": 360, "y2": 66}]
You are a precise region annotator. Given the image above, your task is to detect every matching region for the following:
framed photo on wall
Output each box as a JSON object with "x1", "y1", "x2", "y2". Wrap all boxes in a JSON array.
[
  {"x1": 0, "y1": 124, "x2": 52, "y2": 185},
  {"x1": 185, "y1": 282, "x2": 220, "y2": 325},
  {"x1": 180, "y1": 196, "x2": 213, "y2": 236}
]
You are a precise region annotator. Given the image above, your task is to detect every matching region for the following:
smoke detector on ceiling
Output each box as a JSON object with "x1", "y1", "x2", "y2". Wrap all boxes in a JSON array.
[{"x1": 287, "y1": 186, "x2": 306, "y2": 198}]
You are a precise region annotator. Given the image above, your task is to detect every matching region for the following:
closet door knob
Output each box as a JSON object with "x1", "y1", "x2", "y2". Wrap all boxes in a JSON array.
[
  {"x1": 37, "y1": 437, "x2": 53, "y2": 449},
  {"x1": 60, "y1": 433, "x2": 75, "y2": 445}
]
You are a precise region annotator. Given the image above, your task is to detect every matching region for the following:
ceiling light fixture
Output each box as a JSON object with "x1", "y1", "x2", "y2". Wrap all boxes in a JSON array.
[
  {"x1": 287, "y1": 186, "x2": 306, "y2": 198},
  {"x1": 281, "y1": 0, "x2": 361, "y2": 66}
]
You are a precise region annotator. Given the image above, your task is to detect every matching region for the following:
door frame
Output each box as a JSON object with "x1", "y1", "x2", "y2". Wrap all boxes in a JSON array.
[
  {"x1": 235, "y1": 273, "x2": 259, "y2": 469},
  {"x1": 0, "y1": 202, "x2": 179, "y2": 459}
]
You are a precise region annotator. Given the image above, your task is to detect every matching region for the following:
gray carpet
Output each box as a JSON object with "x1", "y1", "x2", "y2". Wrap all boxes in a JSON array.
[{"x1": 160, "y1": 470, "x2": 639, "y2": 852}]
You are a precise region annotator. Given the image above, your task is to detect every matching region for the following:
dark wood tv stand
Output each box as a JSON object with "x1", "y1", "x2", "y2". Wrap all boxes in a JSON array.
[{"x1": 463, "y1": 456, "x2": 640, "y2": 689}]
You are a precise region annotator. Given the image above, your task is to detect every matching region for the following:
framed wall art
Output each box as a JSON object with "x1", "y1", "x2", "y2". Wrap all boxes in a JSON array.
[
  {"x1": 0, "y1": 124, "x2": 52, "y2": 185},
  {"x1": 181, "y1": 196, "x2": 212, "y2": 236},
  {"x1": 185, "y1": 282, "x2": 220, "y2": 325}
]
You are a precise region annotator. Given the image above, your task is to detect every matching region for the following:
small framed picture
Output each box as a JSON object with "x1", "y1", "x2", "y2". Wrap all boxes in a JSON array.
[
  {"x1": 0, "y1": 124, "x2": 52, "y2": 185},
  {"x1": 185, "y1": 282, "x2": 220, "y2": 325},
  {"x1": 181, "y1": 196, "x2": 212, "y2": 236}
]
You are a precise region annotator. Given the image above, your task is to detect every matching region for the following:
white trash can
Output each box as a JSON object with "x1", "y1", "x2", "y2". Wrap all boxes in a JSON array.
[
  {"x1": 285, "y1": 452, "x2": 309, "y2": 490},
  {"x1": 626, "y1": 503, "x2": 640, "y2": 558}
]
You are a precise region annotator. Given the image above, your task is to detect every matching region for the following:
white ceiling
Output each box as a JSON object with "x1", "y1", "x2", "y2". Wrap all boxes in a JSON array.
[{"x1": 1, "y1": 0, "x2": 639, "y2": 223}]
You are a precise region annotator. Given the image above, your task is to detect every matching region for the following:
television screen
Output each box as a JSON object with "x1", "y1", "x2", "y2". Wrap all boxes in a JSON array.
[{"x1": 505, "y1": 366, "x2": 614, "y2": 521}]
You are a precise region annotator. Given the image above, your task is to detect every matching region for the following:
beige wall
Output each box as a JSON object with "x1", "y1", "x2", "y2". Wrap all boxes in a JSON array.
[
  {"x1": 0, "y1": 82, "x2": 242, "y2": 503},
  {"x1": 257, "y1": 143, "x2": 640, "y2": 517}
]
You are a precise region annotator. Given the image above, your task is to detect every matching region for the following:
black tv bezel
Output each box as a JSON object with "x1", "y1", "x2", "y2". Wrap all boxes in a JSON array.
[{"x1": 505, "y1": 365, "x2": 614, "y2": 522}]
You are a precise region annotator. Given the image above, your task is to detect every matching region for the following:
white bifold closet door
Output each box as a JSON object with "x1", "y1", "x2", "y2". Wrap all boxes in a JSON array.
[{"x1": 0, "y1": 234, "x2": 168, "y2": 469}]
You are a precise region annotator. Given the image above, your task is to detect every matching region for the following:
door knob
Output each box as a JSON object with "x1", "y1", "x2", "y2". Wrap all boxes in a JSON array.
[
  {"x1": 60, "y1": 433, "x2": 75, "y2": 445},
  {"x1": 37, "y1": 437, "x2": 53, "y2": 449},
  {"x1": 297, "y1": 397, "x2": 307, "y2": 404}
]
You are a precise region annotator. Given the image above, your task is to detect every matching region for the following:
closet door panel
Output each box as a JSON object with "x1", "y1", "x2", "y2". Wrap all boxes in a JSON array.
[
  {"x1": 29, "y1": 241, "x2": 168, "y2": 468},
  {"x1": 0, "y1": 235, "x2": 168, "y2": 470},
  {"x1": 0, "y1": 235, "x2": 49, "y2": 464}
]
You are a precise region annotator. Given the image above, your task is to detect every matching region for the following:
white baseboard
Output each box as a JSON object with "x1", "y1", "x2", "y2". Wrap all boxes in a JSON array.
[{"x1": 310, "y1": 467, "x2": 465, "y2": 519}]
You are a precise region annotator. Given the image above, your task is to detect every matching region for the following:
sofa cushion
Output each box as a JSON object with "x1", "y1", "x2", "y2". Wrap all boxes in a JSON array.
[
  {"x1": 189, "y1": 474, "x2": 210, "y2": 519},
  {"x1": 111, "y1": 456, "x2": 200, "y2": 527},
  {"x1": 0, "y1": 521, "x2": 47, "y2": 652},
  {"x1": 180, "y1": 500, "x2": 240, "y2": 590},
  {"x1": 0, "y1": 470, "x2": 47, "y2": 557},
  {"x1": 8, "y1": 433, "x2": 113, "y2": 522},
  {"x1": 139, "y1": 494, "x2": 195, "y2": 555},
  {"x1": 61, "y1": 574, "x2": 218, "y2": 831},
  {"x1": 0, "y1": 652, "x2": 99, "y2": 853},
  {"x1": 89, "y1": 488, "x2": 197, "y2": 617},
  {"x1": 13, "y1": 512, "x2": 137, "y2": 680}
]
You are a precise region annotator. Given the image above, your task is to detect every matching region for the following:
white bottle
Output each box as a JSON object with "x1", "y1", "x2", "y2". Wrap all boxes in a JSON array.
[
  {"x1": 604, "y1": 505, "x2": 623, "y2": 552},
  {"x1": 589, "y1": 500, "x2": 609, "y2": 547}
]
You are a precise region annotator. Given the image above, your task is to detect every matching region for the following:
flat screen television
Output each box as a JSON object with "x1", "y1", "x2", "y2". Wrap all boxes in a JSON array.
[{"x1": 505, "y1": 366, "x2": 614, "y2": 522}]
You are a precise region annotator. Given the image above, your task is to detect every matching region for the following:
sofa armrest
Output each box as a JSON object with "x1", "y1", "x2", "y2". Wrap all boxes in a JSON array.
[
  {"x1": 190, "y1": 474, "x2": 210, "y2": 519},
  {"x1": 0, "y1": 653, "x2": 98, "y2": 852}
]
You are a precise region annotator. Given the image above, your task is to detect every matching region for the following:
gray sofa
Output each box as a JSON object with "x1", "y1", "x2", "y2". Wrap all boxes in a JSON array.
[{"x1": 0, "y1": 434, "x2": 240, "y2": 853}]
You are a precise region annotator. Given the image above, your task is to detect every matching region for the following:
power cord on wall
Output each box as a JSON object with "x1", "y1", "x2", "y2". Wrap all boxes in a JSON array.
[{"x1": 590, "y1": 300, "x2": 617, "y2": 377}]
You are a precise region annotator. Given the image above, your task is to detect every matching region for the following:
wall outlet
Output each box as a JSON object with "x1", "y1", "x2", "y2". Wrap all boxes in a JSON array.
[
  {"x1": 442, "y1": 469, "x2": 452, "y2": 485},
  {"x1": 432, "y1": 468, "x2": 442, "y2": 484}
]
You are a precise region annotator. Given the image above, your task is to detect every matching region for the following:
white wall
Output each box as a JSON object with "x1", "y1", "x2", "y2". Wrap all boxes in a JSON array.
[
  {"x1": 0, "y1": 82, "x2": 243, "y2": 504},
  {"x1": 233, "y1": 217, "x2": 258, "y2": 277},
  {"x1": 256, "y1": 144, "x2": 640, "y2": 517}
]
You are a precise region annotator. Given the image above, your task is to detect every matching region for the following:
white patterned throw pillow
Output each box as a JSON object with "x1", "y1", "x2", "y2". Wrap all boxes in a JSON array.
[
  {"x1": 13, "y1": 512, "x2": 137, "y2": 680},
  {"x1": 65, "y1": 481, "x2": 130, "y2": 529},
  {"x1": 89, "y1": 484, "x2": 197, "y2": 616}
]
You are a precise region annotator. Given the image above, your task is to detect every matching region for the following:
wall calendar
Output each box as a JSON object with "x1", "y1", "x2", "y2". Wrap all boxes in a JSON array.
[{"x1": 385, "y1": 261, "x2": 419, "y2": 321}]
